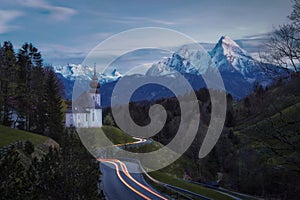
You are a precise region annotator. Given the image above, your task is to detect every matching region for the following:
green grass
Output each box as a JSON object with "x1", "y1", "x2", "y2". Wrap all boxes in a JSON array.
[
  {"x1": 77, "y1": 126, "x2": 137, "y2": 148},
  {"x1": 158, "y1": 155, "x2": 198, "y2": 178},
  {"x1": 149, "y1": 171, "x2": 235, "y2": 200},
  {"x1": 0, "y1": 125, "x2": 48, "y2": 147},
  {"x1": 235, "y1": 75, "x2": 300, "y2": 130},
  {"x1": 126, "y1": 140, "x2": 162, "y2": 152},
  {"x1": 240, "y1": 102, "x2": 300, "y2": 134},
  {"x1": 234, "y1": 77, "x2": 300, "y2": 163},
  {"x1": 143, "y1": 173, "x2": 195, "y2": 200},
  {"x1": 102, "y1": 126, "x2": 136, "y2": 144},
  {"x1": 127, "y1": 139, "x2": 237, "y2": 199}
]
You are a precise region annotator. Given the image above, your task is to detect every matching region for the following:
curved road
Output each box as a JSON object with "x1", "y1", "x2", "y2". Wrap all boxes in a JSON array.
[{"x1": 99, "y1": 158, "x2": 167, "y2": 200}]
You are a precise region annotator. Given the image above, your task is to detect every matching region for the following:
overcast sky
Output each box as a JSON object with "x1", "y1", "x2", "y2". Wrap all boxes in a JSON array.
[{"x1": 0, "y1": 0, "x2": 293, "y2": 65}]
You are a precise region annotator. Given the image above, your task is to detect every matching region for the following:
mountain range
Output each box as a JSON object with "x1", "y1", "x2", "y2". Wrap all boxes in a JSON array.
[{"x1": 53, "y1": 36, "x2": 284, "y2": 105}]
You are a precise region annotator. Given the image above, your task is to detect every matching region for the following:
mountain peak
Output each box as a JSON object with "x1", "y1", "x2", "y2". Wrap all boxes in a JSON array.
[
  {"x1": 212, "y1": 36, "x2": 249, "y2": 60},
  {"x1": 219, "y1": 35, "x2": 240, "y2": 48},
  {"x1": 111, "y1": 69, "x2": 122, "y2": 77},
  {"x1": 210, "y1": 36, "x2": 259, "y2": 75},
  {"x1": 175, "y1": 45, "x2": 190, "y2": 59}
]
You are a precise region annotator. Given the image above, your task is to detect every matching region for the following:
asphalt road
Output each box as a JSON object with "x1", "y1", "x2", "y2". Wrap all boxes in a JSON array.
[{"x1": 99, "y1": 159, "x2": 167, "y2": 200}]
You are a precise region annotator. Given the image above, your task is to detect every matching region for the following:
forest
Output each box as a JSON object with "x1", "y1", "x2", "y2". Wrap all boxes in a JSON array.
[
  {"x1": 0, "y1": 42, "x2": 63, "y2": 141},
  {"x1": 0, "y1": 43, "x2": 102, "y2": 199}
]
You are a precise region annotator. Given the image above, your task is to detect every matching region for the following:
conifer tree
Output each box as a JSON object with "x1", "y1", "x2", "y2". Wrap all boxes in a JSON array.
[
  {"x1": 16, "y1": 43, "x2": 44, "y2": 131},
  {"x1": 17, "y1": 43, "x2": 33, "y2": 130},
  {"x1": 0, "y1": 42, "x2": 18, "y2": 126},
  {"x1": 0, "y1": 43, "x2": 3, "y2": 123},
  {"x1": 44, "y1": 67, "x2": 63, "y2": 141}
]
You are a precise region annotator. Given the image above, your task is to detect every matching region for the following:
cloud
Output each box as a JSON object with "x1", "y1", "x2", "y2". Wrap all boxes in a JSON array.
[
  {"x1": 242, "y1": 33, "x2": 270, "y2": 39},
  {"x1": 0, "y1": 10, "x2": 23, "y2": 34},
  {"x1": 91, "y1": 32, "x2": 114, "y2": 40},
  {"x1": 124, "y1": 17, "x2": 177, "y2": 25},
  {"x1": 19, "y1": 0, "x2": 76, "y2": 21},
  {"x1": 39, "y1": 43, "x2": 88, "y2": 59},
  {"x1": 92, "y1": 12, "x2": 177, "y2": 26}
]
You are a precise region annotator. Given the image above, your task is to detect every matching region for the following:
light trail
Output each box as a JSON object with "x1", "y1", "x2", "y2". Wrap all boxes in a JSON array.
[
  {"x1": 99, "y1": 158, "x2": 167, "y2": 200},
  {"x1": 101, "y1": 160, "x2": 151, "y2": 200},
  {"x1": 103, "y1": 137, "x2": 147, "y2": 148},
  {"x1": 98, "y1": 137, "x2": 167, "y2": 199},
  {"x1": 113, "y1": 159, "x2": 168, "y2": 200}
]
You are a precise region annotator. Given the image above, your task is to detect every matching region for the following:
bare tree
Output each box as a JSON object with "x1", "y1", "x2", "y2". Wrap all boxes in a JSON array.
[
  {"x1": 289, "y1": 0, "x2": 300, "y2": 27},
  {"x1": 261, "y1": 0, "x2": 300, "y2": 72}
]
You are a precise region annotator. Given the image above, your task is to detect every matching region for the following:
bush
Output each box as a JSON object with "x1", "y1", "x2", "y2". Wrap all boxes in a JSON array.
[{"x1": 24, "y1": 141, "x2": 34, "y2": 155}]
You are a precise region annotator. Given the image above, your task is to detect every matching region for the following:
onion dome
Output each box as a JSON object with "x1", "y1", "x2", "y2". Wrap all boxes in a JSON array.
[{"x1": 90, "y1": 64, "x2": 100, "y2": 93}]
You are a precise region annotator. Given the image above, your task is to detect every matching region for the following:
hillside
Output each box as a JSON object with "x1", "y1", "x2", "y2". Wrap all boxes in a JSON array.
[
  {"x1": 110, "y1": 73, "x2": 300, "y2": 199},
  {"x1": 0, "y1": 127, "x2": 100, "y2": 199},
  {"x1": 235, "y1": 73, "x2": 300, "y2": 128},
  {"x1": 230, "y1": 73, "x2": 300, "y2": 198},
  {"x1": 102, "y1": 125, "x2": 136, "y2": 144},
  {"x1": 0, "y1": 125, "x2": 49, "y2": 147}
]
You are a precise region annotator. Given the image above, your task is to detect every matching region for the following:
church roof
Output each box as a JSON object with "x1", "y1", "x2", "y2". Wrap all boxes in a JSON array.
[{"x1": 72, "y1": 91, "x2": 101, "y2": 113}]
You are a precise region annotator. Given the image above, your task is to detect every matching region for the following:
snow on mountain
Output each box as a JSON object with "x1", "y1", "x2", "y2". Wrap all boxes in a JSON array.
[
  {"x1": 111, "y1": 69, "x2": 122, "y2": 77},
  {"x1": 143, "y1": 36, "x2": 284, "y2": 98},
  {"x1": 101, "y1": 69, "x2": 123, "y2": 83},
  {"x1": 146, "y1": 57, "x2": 173, "y2": 76},
  {"x1": 210, "y1": 36, "x2": 264, "y2": 78},
  {"x1": 146, "y1": 36, "x2": 263, "y2": 79},
  {"x1": 54, "y1": 36, "x2": 267, "y2": 86},
  {"x1": 53, "y1": 64, "x2": 123, "y2": 84},
  {"x1": 55, "y1": 36, "x2": 285, "y2": 100},
  {"x1": 146, "y1": 46, "x2": 212, "y2": 76},
  {"x1": 53, "y1": 64, "x2": 92, "y2": 80}
]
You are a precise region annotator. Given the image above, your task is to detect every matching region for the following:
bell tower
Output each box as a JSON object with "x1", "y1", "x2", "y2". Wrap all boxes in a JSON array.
[
  {"x1": 89, "y1": 63, "x2": 102, "y2": 127},
  {"x1": 89, "y1": 63, "x2": 101, "y2": 107}
]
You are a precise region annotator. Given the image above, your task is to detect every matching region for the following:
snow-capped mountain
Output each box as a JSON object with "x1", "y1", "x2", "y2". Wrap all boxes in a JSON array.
[
  {"x1": 146, "y1": 46, "x2": 212, "y2": 76},
  {"x1": 147, "y1": 36, "x2": 270, "y2": 82},
  {"x1": 210, "y1": 36, "x2": 266, "y2": 80},
  {"x1": 144, "y1": 35, "x2": 284, "y2": 98},
  {"x1": 53, "y1": 64, "x2": 123, "y2": 84},
  {"x1": 55, "y1": 36, "x2": 285, "y2": 101},
  {"x1": 53, "y1": 64, "x2": 123, "y2": 100}
]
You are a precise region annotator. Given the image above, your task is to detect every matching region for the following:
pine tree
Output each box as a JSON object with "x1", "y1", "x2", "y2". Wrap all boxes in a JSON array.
[
  {"x1": 16, "y1": 43, "x2": 44, "y2": 131},
  {"x1": 44, "y1": 67, "x2": 63, "y2": 141},
  {"x1": 16, "y1": 43, "x2": 33, "y2": 130},
  {"x1": 0, "y1": 41, "x2": 18, "y2": 126},
  {"x1": 0, "y1": 43, "x2": 3, "y2": 124},
  {"x1": 31, "y1": 66, "x2": 47, "y2": 133}
]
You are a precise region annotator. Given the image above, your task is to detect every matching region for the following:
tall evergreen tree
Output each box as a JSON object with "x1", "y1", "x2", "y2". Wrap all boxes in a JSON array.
[
  {"x1": 16, "y1": 43, "x2": 43, "y2": 131},
  {"x1": 16, "y1": 43, "x2": 33, "y2": 130},
  {"x1": 0, "y1": 42, "x2": 18, "y2": 126},
  {"x1": 0, "y1": 43, "x2": 3, "y2": 124},
  {"x1": 44, "y1": 67, "x2": 63, "y2": 141}
]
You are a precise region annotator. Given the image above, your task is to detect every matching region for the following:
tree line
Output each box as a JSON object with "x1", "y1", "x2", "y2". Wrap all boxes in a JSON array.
[{"x1": 0, "y1": 41, "x2": 63, "y2": 141}]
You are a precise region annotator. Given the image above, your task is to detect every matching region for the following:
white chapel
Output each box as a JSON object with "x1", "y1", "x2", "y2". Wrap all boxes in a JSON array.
[{"x1": 65, "y1": 65, "x2": 102, "y2": 128}]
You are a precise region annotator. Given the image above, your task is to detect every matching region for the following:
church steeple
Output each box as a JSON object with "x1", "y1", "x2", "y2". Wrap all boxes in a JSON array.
[
  {"x1": 93, "y1": 63, "x2": 96, "y2": 76},
  {"x1": 90, "y1": 63, "x2": 100, "y2": 94}
]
